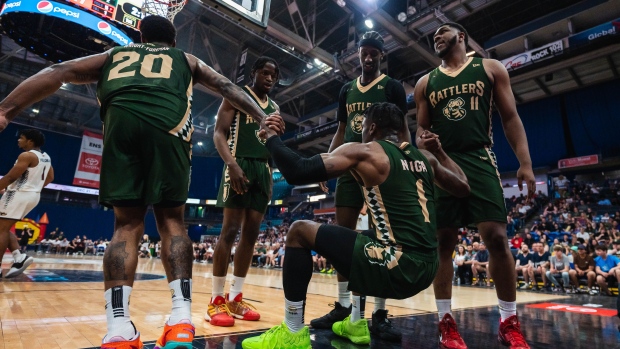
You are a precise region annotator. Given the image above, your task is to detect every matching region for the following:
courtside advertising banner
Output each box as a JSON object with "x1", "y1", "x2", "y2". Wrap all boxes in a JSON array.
[{"x1": 73, "y1": 131, "x2": 103, "y2": 188}]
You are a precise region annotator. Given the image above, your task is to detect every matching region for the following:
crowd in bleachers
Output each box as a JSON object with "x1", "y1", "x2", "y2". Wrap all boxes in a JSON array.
[{"x1": 456, "y1": 176, "x2": 620, "y2": 295}]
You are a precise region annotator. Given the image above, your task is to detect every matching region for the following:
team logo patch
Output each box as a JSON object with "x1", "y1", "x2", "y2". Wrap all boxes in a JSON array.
[
  {"x1": 442, "y1": 97, "x2": 467, "y2": 121},
  {"x1": 255, "y1": 130, "x2": 266, "y2": 145},
  {"x1": 350, "y1": 114, "x2": 364, "y2": 134},
  {"x1": 363, "y1": 241, "x2": 402, "y2": 270}
]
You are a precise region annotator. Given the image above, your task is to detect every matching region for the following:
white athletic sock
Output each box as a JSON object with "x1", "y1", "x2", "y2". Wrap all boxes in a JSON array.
[
  {"x1": 350, "y1": 295, "x2": 365, "y2": 322},
  {"x1": 168, "y1": 279, "x2": 192, "y2": 325},
  {"x1": 498, "y1": 299, "x2": 516, "y2": 322},
  {"x1": 338, "y1": 281, "x2": 351, "y2": 308},
  {"x1": 11, "y1": 250, "x2": 24, "y2": 263},
  {"x1": 103, "y1": 286, "x2": 135, "y2": 342},
  {"x1": 212, "y1": 276, "x2": 226, "y2": 299},
  {"x1": 436, "y1": 299, "x2": 452, "y2": 320},
  {"x1": 284, "y1": 298, "x2": 305, "y2": 333},
  {"x1": 374, "y1": 297, "x2": 386, "y2": 313},
  {"x1": 229, "y1": 276, "x2": 245, "y2": 301}
]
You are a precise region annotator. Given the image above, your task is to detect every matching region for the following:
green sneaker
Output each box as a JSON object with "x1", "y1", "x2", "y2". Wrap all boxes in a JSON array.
[
  {"x1": 332, "y1": 315, "x2": 370, "y2": 345},
  {"x1": 242, "y1": 322, "x2": 311, "y2": 349}
]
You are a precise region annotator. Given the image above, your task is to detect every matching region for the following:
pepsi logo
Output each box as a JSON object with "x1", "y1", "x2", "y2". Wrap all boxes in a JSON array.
[
  {"x1": 97, "y1": 21, "x2": 112, "y2": 35},
  {"x1": 85, "y1": 158, "x2": 99, "y2": 166},
  {"x1": 37, "y1": 1, "x2": 53, "y2": 13}
]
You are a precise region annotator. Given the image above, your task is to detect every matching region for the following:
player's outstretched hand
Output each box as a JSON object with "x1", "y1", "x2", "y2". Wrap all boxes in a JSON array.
[
  {"x1": 268, "y1": 113, "x2": 285, "y2": 135},
  {"x1": 259, "y1": 115, "x2": 283, "y2": 139},
  {"x1": 418, "y1": 130, "x2": 441, "y2": 154},
  {"x1": 517, "y1": 165, "x2": 536, "y2": 201}
]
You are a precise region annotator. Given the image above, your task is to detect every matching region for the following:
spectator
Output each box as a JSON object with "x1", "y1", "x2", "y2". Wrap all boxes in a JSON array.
[
  {"x1": 555, "y1": 175, "x2": 569, "y2": 197},
  {"x1": 472, "y1": 242, "x2": 490, "y2": 286},
  {"x1": 598, "y1": 196, "x2": 611, "y2": 206},
  {"x1": 569, "y1": 244, "x2": 596, "y2": 295},
  {"x1": 453, "y1": 245, "x2": 469, "y2": 285},
  {"x1": 576, "y1": 228, "x2": 590, "y2": 242},
  {"x1": 516, "y1": 245, "x2": 532, "y2": 289},
  {"x1": 510, "y1": 233, "x2": 523, "y2": 250},
  {"x1": 528, "y1": 242, "x2": 550, "y2": 291},
  {"x1": 546, "y1": 245, "x2": 571, "y2": 293},
  {"x1": 595, "y1": 244, "x2": 620, "y2": 296}
]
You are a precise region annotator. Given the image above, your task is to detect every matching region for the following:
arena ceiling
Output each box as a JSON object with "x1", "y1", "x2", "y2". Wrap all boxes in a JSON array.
[{"x1": 0, "y1": 0, "x2": 619, "y2": 156}]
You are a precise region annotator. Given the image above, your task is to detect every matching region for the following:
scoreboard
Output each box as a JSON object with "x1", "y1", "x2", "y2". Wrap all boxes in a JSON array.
[{"x1": 64, "y1": 0, "x2": 164, "y2": 30}]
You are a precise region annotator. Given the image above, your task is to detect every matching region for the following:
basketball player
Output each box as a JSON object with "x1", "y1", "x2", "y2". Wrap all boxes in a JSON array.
[
  {"x1": 242, "y1": 103, "x2": 469, "y2": 348},
  {"x1": 0, "y1": 129, "x2": 53, "y2": 278},
  {"x1": 206, "y1": 57, "x2": 280, "y2": 327},
  {"x1": 312, "y1": 31, "x2": 408, "y2": 342},
  {"x1": 0, "y1": 15, "x2": 282, "y2": 349},
  {"x1": 414, "y1": 23, "x2": 535, "y2": 348}
]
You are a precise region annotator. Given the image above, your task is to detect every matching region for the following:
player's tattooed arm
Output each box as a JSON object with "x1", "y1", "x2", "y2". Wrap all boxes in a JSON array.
[
  {"x1": 167, "y1": 236, "x2": 193, "y2": 280},
  {"x1": 103, "y1": 241, "x2": 129, "y2": 281}
]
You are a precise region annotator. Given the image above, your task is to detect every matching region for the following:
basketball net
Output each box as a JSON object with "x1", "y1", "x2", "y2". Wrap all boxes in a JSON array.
[{"x1": 141, "y1": 0, "x2": 187, "y2": 22}]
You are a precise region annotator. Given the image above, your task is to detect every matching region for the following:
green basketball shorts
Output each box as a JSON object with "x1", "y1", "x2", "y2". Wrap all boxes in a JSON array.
[
  {"x1": 335, "y1": 171, "x2": 364, "y2": 209},
  {"x1": 216, "y1": 157, "x2": 272, "y2": 214},
  {"x1": 435, "y1": 147, "x2": 507, "y2": 229},
  {"x1": 99, "y1": 106, "x2": 191, "y2": 207}
]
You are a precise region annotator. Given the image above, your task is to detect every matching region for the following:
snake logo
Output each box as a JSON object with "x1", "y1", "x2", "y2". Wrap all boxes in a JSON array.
[
  {"x1": 442, "y1": 97, "x2": 467, "y2": 121},
  {"x1": 350, "y1": 114, "x2": 364, "y2": 134}
]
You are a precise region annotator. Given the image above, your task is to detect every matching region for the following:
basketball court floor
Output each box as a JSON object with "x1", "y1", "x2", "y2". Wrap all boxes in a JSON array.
[{"x1": 0, "y1": 255, "x2": 618, "y2": 348}]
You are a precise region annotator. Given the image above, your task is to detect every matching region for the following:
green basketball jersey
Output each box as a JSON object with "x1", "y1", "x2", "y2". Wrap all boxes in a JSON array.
[
  {"x1": 363, "y1": 140, "x2": 437, "y2": 261},
  {"x1": 227, "y1": 86, "x2": 276, "y2": 160},
  {"x1": 425, "y1": 57, "x2": 493, "y2": 152},
  {"x1": 97, "y1": 43, "x2": 194, "y2": 142},
  {"x1": 344, "y1": 74, "x2": 391, "y2": 143}
]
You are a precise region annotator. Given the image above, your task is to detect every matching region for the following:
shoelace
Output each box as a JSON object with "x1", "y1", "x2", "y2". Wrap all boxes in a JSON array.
[
  {"x1": 211, "y1": 302, "x2": 232, "y2": 316},
  {"x1": 233, "y1": 300, "x2": 257, "y2": 314},
  {"x1": 503, "y1": 321, "x2": 528, "y2": 346}
]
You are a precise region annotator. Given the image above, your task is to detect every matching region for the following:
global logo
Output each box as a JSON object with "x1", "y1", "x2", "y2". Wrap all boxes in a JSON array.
[
  {"x1": 37, "y1": 1, "x2": 53, "y2": 13},
  {"x1": 85, "y1": 158, "x2": 99, "y2": 166},
  {"x1": 97, "y1": 21, "x2": 112, "y2": 35}
]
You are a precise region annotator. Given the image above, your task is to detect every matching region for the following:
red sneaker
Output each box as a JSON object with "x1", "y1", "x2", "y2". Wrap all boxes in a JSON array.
[
  {"x1": 205, "y1": 295, "x2": 235, "y2": 327},
  {"x1": 226, "y1": 293, "x2": 260, "y2": 321},
  {"x1": 438, "y1": 313, "x2": 467, "y2": 349},
  {"x1": 498, "y1": 315, "x2": 530, "y2": 349}
]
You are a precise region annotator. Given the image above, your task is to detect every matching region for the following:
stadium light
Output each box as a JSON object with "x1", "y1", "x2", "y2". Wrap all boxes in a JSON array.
[
  {"x1": 397, "y1": 12, "x2": 406, "y2": 23},
  {"x1": 365, "y1": 19, "x2": 373, "y2": 28},
  {"x1": 466, "y1": 51, "x2": 476, "y2": 57}
]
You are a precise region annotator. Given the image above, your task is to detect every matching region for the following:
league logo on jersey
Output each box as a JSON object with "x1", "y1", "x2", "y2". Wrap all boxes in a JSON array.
[
  {"x1": 443, "y1": 97, "x2": 467, "y2": 121},
  {"x1": 363, "y1": 241, "x2": 402, "y2": 270},
  {"x1": 350, "y1": 114, "x2": 364, "y2": 134},
  {"x1": 255, "y1": 130, "x2": 267, "y2": 145}
]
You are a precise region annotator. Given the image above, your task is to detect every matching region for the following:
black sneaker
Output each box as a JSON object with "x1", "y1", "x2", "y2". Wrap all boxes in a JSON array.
[
  {"x1": 310, "y1": 302, "x2": 352, "y2": 329},
  {"x1": 5, "y1": 255, "x2": 33, "y2": 278},
  {"x1": 369, "y1": 309, "x2": 402, "y2": 342}
]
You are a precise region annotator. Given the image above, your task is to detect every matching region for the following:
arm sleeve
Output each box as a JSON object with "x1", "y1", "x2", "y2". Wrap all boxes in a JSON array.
[
  {"x1": 265, "y1": 136, "x2": 328, "y2": 185},
  {"x1": 337, "y1": 82, "x2": 351, "y2": 123},
  {"x1": 385, "y1": 78, "x2": 408, "y2": 116}
]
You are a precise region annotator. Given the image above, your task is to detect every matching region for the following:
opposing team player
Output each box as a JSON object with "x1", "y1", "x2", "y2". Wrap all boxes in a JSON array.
[
  {"x1": 0, "y1": 129, "x2": 53, "y2": 277},
  {"x1": 206, "y1": 57, "x2": 280, "y2": 327},
  {"x1": 414, "y1": 22, "x2": 535, "y2": 349},
  {"x1": 312, "y1": 30, "x2": 408, "y2": 342},
  {"x1": 242, "y1": 102, "x2": 469, "y2": 348},
  {"x1": 0, "y1": 15, "x2": 282, "y2": 349}
]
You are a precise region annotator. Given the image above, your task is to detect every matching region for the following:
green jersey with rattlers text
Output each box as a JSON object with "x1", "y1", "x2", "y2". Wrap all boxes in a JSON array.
[
  {"x1": 227, "y1": 86, "x2": 276, "y2": 160},
  {"x1": 342, "y1": 74, "x2": 391, "y2": 143},
  {"x1": 97, "y1": 43, "x2": 194, "y2": 142},
  {"x1": 425, "y1": 57, "x2": 494, "y2": 152},
  {"x1": 363, "y1": 140, "x2": 437, "y2": 261}
]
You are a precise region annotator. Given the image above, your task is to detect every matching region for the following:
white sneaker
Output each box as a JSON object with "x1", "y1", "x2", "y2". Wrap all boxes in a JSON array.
[{"x1": 5, "y1": 255, "x2": 34, "y2": 278}]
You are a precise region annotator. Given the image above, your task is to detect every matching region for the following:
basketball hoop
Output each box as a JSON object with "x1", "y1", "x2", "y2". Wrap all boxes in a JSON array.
[{"x1": 142, "y1": 0, "x2": 187, "y2": 22}]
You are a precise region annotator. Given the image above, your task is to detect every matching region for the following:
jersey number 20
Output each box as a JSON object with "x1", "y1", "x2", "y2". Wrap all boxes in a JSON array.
[{"x1": 107, "y1": 52, "x2": 173, "y2": 81}]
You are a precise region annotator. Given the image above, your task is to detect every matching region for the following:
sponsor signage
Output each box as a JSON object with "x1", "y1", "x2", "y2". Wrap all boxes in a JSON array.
[
  {"x1": 501, "y1": 40, "x2": 564, "y2": 71},
  {"x1": 294, "y1": 120, "x2": 339, "y2": 142},
  {"x1": 569, "y1": 19, "x2": 620, "y2": 47},
  {"x1": 526, "y1": 303, "x2": 617, "y2": 317},
  {"x1": 73, "y1": 131, "x2": 104, "y2": 188},
  {"x1": 558, "y1": 154, "x2": 599, "y2": 169},
  {"x1": 0, "y1": 0, "x2": 133, "y2": 46}
]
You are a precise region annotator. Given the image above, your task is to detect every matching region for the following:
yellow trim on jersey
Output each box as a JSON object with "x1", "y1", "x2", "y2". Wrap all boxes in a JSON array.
[
  {"x1": 227, "y1": 111, "x2": 241, "y2": 157},
  {"x1": 437, "y1": 57, "x2": 473, "y2": 78},
  {"x1": 356, "y1": 74, "x2": 386, "y2": 93},
  {"x1": 170, "y1": 77, "x2": 194, "y2": 141},
  {"x1": 245, "y1": 85, "x2": 270, "y2": 109},
  {"x1": 364, "y1": 185, "x2": 396, "y2": 244}
]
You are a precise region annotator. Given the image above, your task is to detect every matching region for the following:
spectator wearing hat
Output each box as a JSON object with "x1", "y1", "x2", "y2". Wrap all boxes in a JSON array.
[
  {"x1": 546, "y1": 245, "x2": 571, "y2": 293},
  {"x1": 569, "y1": 244, "x2": 596, "y2": 294},
  {"x1": 594, "y1": 244, "x2": 620, "y2": 296}
]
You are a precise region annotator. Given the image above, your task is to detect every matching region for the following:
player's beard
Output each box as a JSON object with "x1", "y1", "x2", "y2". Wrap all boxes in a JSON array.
[{"x1": 437, "y1": 35, "x2": 458, "y2": 58}]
